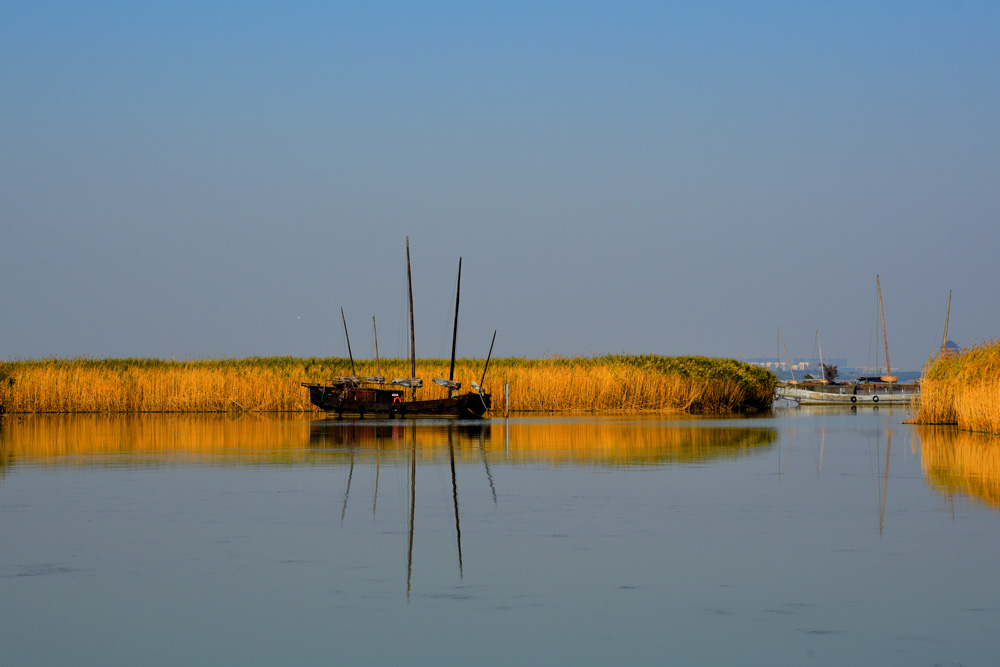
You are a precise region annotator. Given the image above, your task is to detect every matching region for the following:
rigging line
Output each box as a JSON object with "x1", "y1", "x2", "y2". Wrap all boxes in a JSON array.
[
  {"x1": 436, "y1": 263, "x2": 462, "y2": 360},
  {"x1": 397, "y1": 283, "x2": 409, "y2": 360},
  {"x1": 877, "y1": 275, "x2": 891, "y2": 378}
]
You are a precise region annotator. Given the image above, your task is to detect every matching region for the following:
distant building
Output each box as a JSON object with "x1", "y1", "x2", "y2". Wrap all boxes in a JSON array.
[{"x1": 745, "y1": 356, "x2": 848, "y2": 376}]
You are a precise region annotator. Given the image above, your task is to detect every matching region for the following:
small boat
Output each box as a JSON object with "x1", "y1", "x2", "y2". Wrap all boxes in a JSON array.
[
  {"x1": 301, "y1": 239, "x2": 493, "y2": 419},
  {"x1": 775, "y1": 276, "x2": 920, "y2": 406}
]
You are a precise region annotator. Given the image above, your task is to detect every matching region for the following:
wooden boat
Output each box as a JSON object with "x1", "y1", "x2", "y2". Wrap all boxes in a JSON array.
[
  {"x1": 302, "y1": 376, "x2": 492, "y2": 419},
  {"x1": 775, "y1": 276, "x2": 920, "y2": 406},
  {"x1": 301, "y1": 239, "x2": 493, "y2": 419}
]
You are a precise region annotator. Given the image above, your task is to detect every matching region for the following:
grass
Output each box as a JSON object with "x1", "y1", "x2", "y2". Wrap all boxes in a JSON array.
[
  {"x1": 0, "y1": 355, "x2": 777, "y2": 415},
  {"x1": 912, "y1": 339, "x2": 1000, "y2": 435}
]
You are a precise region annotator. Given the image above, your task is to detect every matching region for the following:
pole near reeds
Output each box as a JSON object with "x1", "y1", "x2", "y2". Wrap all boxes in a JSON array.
[{"x1": 341, "y1": 307, "x2": 355, "y2": 377}]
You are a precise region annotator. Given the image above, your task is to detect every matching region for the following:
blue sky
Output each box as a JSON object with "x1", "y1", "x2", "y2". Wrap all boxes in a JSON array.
[{"x1": 3, "y1": 1, "x2": 998, "y2": 370}]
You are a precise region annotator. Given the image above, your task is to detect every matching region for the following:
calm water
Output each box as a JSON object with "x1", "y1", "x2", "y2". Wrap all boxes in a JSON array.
[{"x1": 2, "y1": 409, "x2": 998, "y2": 665}]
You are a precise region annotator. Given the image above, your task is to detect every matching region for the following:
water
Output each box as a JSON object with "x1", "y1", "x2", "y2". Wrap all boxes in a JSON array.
[{"x1": 1, "y1": 409, "x2": 998, "y2": 665}]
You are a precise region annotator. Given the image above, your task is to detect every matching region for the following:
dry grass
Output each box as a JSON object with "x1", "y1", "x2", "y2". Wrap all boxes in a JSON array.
[
  {"x1": 913, "y1": 339, "x2": 1000, "y2": 434},
  {"x1": 489, "y1": 355, "x2": 775, "y2": 413},
  {"x1": 0, "y1": 355, "x2": 776, "y2": 415}
]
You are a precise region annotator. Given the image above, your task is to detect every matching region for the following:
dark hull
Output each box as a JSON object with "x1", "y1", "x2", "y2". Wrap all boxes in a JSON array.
[{"x1": 302, "y1": 383, "x2": 491, "y2": 419}]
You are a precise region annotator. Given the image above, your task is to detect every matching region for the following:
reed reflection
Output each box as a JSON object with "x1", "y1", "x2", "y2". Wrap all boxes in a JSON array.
[
  {"x1": 918, "y1": 425, "x2": 1000, "y2": 510},
  {"x1": 0, "y1": 414, "x2": 325, "y2": 467},
  {"x1": 529, "y1": 420, "x2": 770, "y2": 465},
  {"x1": 0, "y1": 414, "x2": 777, "y2": 472}
]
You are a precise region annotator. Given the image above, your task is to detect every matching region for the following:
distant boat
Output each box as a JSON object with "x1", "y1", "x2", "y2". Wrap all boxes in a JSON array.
[
  {"x1": 301, "y1": 239, "x2": 493, "y2": 419},
  {"x1": 775, "y1": 276, "x2": 920, "y2": 406}
]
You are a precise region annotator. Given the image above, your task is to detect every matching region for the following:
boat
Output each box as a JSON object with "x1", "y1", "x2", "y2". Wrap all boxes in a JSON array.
[
  {"x1": 775, "y1": 377, "x2": 917, "y2": 406},
  {"x1": 301, "y1": 239, "x2": 493, "y2": 419},
  {"x1": 302, "y1": 375, "x2": 492, "y2": 419},
  {"x1": 775, "y1": 276, "x2": 920, "y2": 406}
]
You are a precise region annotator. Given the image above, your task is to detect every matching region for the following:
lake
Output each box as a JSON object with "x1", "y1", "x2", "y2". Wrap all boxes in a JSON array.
[{"x1": 1, "y1": 408, "x2": 998, "y2": 665}]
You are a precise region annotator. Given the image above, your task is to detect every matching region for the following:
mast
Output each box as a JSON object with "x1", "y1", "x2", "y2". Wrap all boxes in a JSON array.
[
  {"x1": 448, "y1": 258, "x2": 462, "y2": 393},
  {"x1": 373, "y1": 316, "x2": 381, "y2": 380},
  {"x1": 406, "y1": 237, "x2": 416, "y2": 400},
  {"x1": 941, "y1": 290, "x2": 952, "y2": 354},
  {"x1": 877, "y1": 275, "x2": 892, "y2": 379},
  {"x1": 341, "y1": 307, "x2": 355, "y2": 377},
  {"x1": 779, "y1": 325, "x2": 795, "y2": 383},
  {"x1": 817, "y1": 329, "x2": 824, "y2": 378}
]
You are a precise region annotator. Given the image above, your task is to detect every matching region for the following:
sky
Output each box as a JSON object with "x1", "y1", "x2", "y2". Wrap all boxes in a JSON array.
[{"x1": 3, "y1": 1, "x2": 998, "y2": 371}]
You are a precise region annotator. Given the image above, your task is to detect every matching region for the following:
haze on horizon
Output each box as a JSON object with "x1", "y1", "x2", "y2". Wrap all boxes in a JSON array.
[{"x1": 3, "y1": 2, "x2": 998, "y2": 372}]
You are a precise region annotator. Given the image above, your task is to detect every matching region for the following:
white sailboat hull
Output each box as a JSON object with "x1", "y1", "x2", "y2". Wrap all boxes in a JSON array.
[{"x1": 775, "y1": 382, "x2": 918, "y2": 406}]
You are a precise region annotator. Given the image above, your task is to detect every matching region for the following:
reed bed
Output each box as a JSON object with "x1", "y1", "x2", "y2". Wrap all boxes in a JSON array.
[
  {"x1": 0, "y1": 355, "x2": 776, "y2": 415},
  {"x1": 913, "y1": 339, "x2": 1000, "y2": 434},
  {"x1": 488, "y1": 355, "x2": 775, "y2": 413}
]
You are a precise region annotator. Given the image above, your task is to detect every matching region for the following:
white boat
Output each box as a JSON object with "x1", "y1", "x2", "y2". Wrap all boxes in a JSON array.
[
  {"x1": 775, "y1": 378, "x2": 918, "y2": 405},
  {"x1": 775, "y1": 275, "x2": 919, "y2": 407}
]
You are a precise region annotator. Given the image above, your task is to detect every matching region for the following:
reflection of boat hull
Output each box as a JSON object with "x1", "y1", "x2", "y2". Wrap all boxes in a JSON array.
[
  {"x1": 302, "y1": 383, "x2": 491, "y2": 419},
  {"x1": 776, "y1": 382, "x2": 918, "y2": 406}
]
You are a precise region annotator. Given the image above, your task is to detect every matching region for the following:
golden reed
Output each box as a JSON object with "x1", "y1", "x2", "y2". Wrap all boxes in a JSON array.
[
  {"x1": 913, "y1": 339, "x2": 1000, "y2": 434},
  {"x1": 0, "y1": 355, "x2": 776, "y2": 415}
]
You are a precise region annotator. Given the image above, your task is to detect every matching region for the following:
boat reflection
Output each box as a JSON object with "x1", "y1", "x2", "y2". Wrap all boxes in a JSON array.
[
  {"x1": 918, "y1": 425, "x2": 1000, "y2": 510},
  {"x1": 309, "y1": 417, "x2": 778, "y2": 466}
]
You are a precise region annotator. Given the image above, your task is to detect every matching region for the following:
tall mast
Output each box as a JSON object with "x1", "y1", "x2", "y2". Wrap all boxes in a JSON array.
[
  {"x1": 779, "y1": 325, "x2": 795, "y2": 383},
  {"x1": 341, "y1": 307, "x2": 355, "y2": 376},
  {"x1": 406, "y1": 238, "x2": 416, "y2": 399},
  {"x1": 877, "y1": 275, "x2": 891, "y2": 379},
  {"x1": 942, "y1": 290, "x2": 952, "y2": 354},
  {"x1": 817, "y1": 329, "x2": 824, "y2": 376},
  {"x1": 373, "y1": 316, "x2": 381, "y2": 380},
  {"x1": 449, "y1": 258, "x2": 462, "y2": 392}
]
